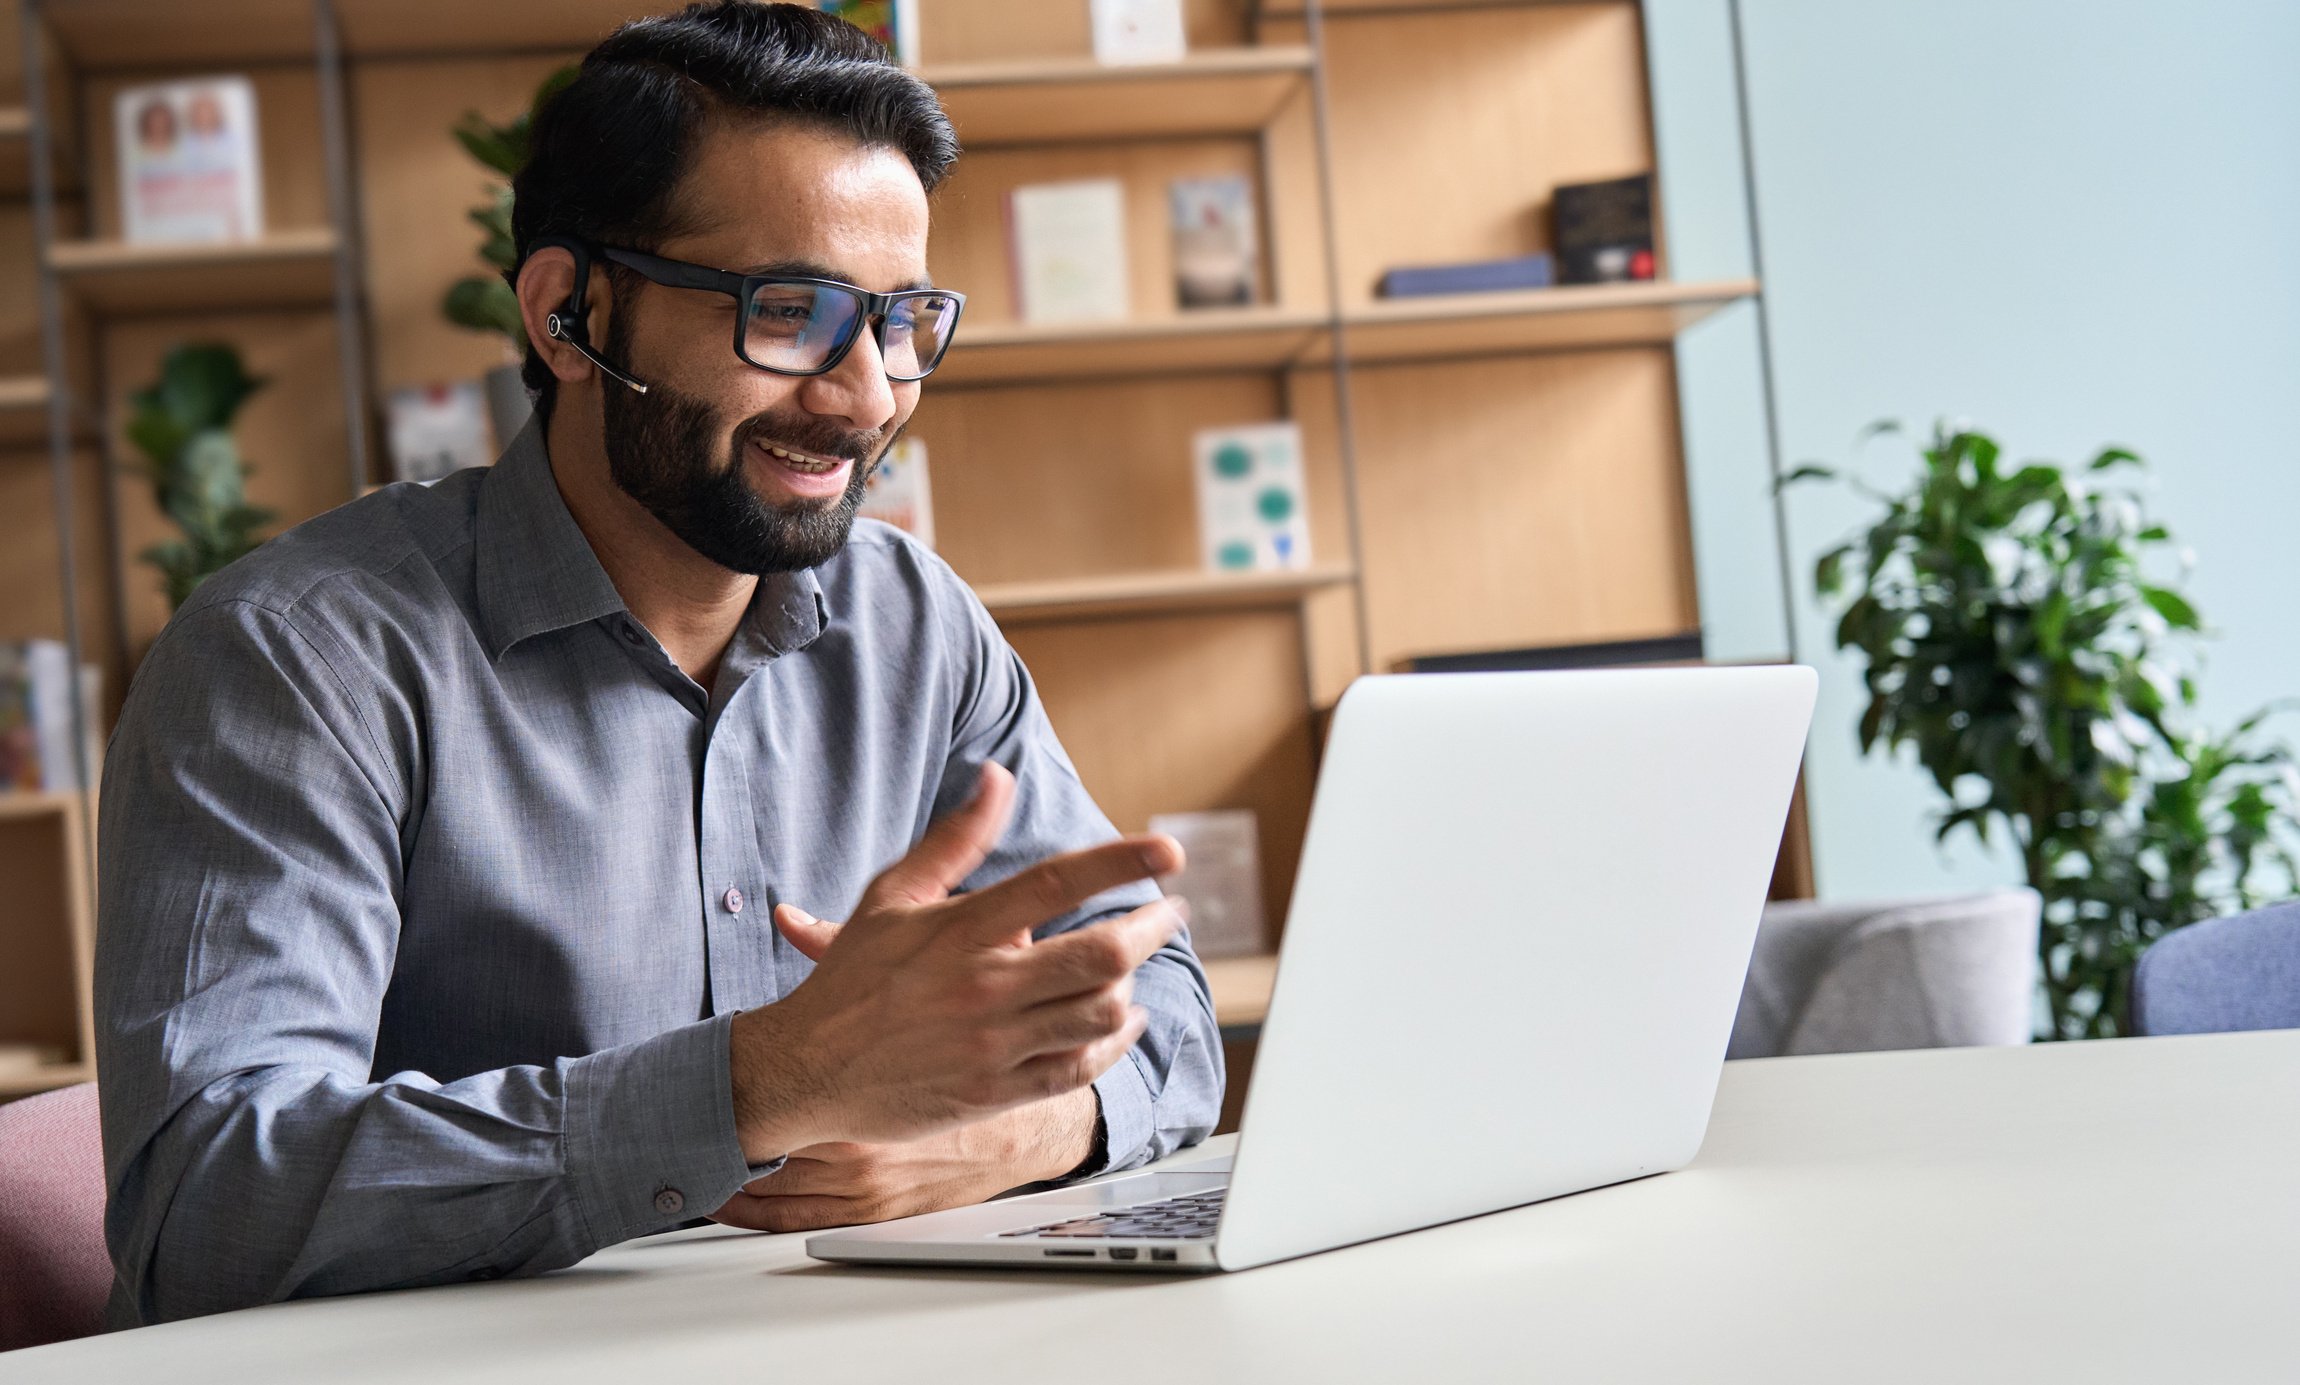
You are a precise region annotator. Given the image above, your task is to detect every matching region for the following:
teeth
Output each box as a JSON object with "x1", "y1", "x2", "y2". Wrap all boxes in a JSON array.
[{"x1": 759, "y1": 441, "x2": 841, "y2": 474}]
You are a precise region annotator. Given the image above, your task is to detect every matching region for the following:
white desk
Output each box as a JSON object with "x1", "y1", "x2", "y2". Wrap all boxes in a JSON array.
[{"x1": 12, "y1": 1032, "x2": 2299, "y2": 1383}]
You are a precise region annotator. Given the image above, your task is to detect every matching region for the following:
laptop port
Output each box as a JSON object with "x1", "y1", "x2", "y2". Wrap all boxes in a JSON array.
[
  {"x1": 1150, "y1": 1248, "x2": 1178, "y2": 1262},
  {"x1": 1042, "y1": 1249, "x2": 1094, "y2": 1258},
  {"x1": 1108, "y1": 1247, "x2": 1139, "y2": 1261}
]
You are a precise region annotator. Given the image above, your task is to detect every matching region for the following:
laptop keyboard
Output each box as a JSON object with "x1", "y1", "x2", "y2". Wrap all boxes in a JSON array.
[{"x1": 1000, "y1": 1188, "x2": 1226, "y2": 1240}]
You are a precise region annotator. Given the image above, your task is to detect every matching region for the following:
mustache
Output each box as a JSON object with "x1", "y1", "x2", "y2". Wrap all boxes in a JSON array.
[{"x1": 734, "y1": 412, "x2": 884, "y2": 465}]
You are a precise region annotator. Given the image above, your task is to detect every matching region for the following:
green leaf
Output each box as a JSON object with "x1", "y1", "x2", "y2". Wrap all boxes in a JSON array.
[
  {"x1": 2089, "y1": 446, "x2": 2142, "y2": 472},
  {"x1": 2141, "y1": 586, "x2": 2202, "y2": 630},
  {"x1": 1775, "y1": 463, "x2": 1836, "y2": 491}
]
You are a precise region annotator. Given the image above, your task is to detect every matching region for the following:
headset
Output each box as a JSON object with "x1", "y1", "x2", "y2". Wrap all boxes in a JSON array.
[{"x1": 533, "y1": 237, "x2": 651, "y2": 395}]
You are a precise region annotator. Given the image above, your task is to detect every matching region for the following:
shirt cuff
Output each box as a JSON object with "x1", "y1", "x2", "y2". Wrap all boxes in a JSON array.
[
  {"x1": 1086, "y1": 1049, "x2": 1155, "y2": 1176},
  {"x1": 563, "y1": 1011, "x2": 770, "y2": 1251}
]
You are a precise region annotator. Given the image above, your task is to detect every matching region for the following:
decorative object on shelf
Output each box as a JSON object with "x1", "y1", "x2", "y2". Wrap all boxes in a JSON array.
[
  {"x1": 1193, "y1": 421, "x2": 1309, "y2": 572},
  {"x1": 1169, "y1": 174, "x2": 1257, "y2": 308},
  {"x1": 1376, "y1": 252, "x2": 1555, "y2": 299},
  {"x1": 1007, "y1": 178, "x2": 1130, "y2": 325},
  {"x1": 125, "y1": 342, "x2": 274, "y2": 612},
  {"x1": 443, "y1": 65, "x2": 577, "y2": 450},
  {"x1": 1090, "y1": 0, "x2": 1187, "y2": 65},
  {"x1": 1552, "y1": 173, "x2": 1654, "y2": 284},
  {"x1": 1148, "y1": 809, "x2": 1266, "y2": 958},
  {"x1": 816, "y1": 0, "x2": 919, "y2": 66},
  {"x1": 385, "y1": 381, "x2": 495, "y2": 484},
  {"x1": 1790, "y1": 422, "x2": 2300, "y2": 1040},
  {"x1": 114, "y1": 75, "x2": 263, "y2": 244},
  {"x1": 858, "y1": 436, "x2": 934, "y2": 548},
  {"x1": 0, "y1": 640, "x2": 102, "y2": 794}
]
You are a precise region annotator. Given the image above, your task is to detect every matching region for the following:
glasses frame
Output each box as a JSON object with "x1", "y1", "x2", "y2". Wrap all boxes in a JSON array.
[{"x1": 572, "y1": 240, "x2": 965, "y2": 383}]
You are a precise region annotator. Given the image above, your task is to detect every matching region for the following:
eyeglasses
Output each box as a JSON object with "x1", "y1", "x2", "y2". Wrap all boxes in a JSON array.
[{"x1": 585, "y1": 242, "x2": 965, "y2": 382}]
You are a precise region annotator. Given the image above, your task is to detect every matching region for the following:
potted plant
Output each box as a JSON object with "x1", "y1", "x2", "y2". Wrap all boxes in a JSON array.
[
  {"x1": 127, "y1": 343, "x2": 275, "y2": 611},
  {"x1": 1791, "y1": 423, "x2": 2300, "y2": 1038},
  {"x1": 442, "y1": 65, "x2": 576, "y2": 449}
]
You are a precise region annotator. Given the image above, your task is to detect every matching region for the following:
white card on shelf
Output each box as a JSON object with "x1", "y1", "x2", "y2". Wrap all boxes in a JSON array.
[
  {"x1": 1193, "y1": 421, "x2": 1311, "y2": 573},
  {"x1": 1008, "y1": 178, "x2": 1131, "y2": 325},
  {"x1": 115, "y1": 76, "x2": 266, "y2": 245},
  {"x1": 1090, "y1": 0, "x2": 1187, "y2": 65}
]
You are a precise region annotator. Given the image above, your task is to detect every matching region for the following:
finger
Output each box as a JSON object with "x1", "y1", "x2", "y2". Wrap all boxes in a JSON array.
[
  {"x1": 1006, "y1": 897, "x2": 1187, "y2": 1008},
  {"x1": 860, "y1": 762, "x2": 1016, "y2": 912},
  {"x1": 939, "y1": 833, "x2": 1186, "y2": 945},
  {"x1": 1010, "y1": 1006, "x2": 1152, "y2": 1100},
  {"x1": 773, "y1": 903, "x2": 844, "y2": 962},
  {"x1": 1006, "y1": 979, "x2": 1138, "y2": 1059}
]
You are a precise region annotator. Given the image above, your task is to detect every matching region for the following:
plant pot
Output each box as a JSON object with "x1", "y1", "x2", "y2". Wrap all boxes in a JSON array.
[{"x1": 483, "y1": 362, "x2": 533, "y2": 457}]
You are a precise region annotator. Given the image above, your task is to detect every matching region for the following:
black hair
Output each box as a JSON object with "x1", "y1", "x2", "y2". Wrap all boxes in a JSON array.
[{"x1": 510, "y1": 1, "x2": 959, "y2": 419}]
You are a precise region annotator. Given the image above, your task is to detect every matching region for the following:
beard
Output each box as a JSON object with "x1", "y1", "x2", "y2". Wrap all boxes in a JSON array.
[{"x1": 598, "y1": 314, "x2": 887, "y2": 575}]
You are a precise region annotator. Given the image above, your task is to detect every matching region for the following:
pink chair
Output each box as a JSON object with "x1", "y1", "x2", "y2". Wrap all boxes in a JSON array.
[{"x1": 0, "y1": 1083, "x2": 112, "y2": 1351}]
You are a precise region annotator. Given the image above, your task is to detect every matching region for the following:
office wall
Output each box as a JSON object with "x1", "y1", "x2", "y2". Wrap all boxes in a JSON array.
[{"x1": 1647, "y1": 0, "x2": 2300, "y2": 898}]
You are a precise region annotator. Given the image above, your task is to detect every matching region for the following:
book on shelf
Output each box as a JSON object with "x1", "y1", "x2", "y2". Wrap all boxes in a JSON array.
[
  {"x1": 1007, "y1": 178, "x2": 1131, "y2": 326},
  {"x1": 1090, "y1": 0, "x2": 1187, "y2": 65},
  {"x1": 1147, "y1": 808, "x2": 1266, "y2": 959},
  {"x1": 115, "y1": 75, "x2": 265, "y2": 245},
  {"x1": 815, "y1": 0, "x2": 919, "y2": 66},
  {"x1": 1170, "y1": 175, "x2": 1258, "y2": 309},
  {"x1": 0, "y1": 639, "x2": 97, "y2": 794},
  {"x1": 859, "y1": 436, "x2": 934, "y2": 548},
  {"x1": 385, "y1": 381, "x2": 495, "y2": 484},
  {"x1": 1193, "y1": 421, "x2": 1310, "y2": 573},
  {"x1": 1552, "y1": 174, "x2": 1656, "y2": 285},
  {"x1": 1376, "y1": 252, "x2": 1554, "y2": 299}
]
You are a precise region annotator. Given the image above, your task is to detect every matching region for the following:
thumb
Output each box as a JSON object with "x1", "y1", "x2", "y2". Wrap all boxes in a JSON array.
[{"x1": 774, "y1": 903, "x2": 844, "y2": 962}]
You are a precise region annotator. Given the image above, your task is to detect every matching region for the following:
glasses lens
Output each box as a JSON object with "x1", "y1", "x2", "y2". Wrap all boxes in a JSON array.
[
  {"x1": 744, "y1": 282, "x2": 863, "y2": 373},
  {"x1": 881, "y1": 294, "x2": 961, "y2": 380}
]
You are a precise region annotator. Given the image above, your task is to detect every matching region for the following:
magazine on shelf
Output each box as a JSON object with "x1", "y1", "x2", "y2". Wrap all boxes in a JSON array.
[
  {"x1": 385, "y1": 381, "x2": 495, "y2": 484},
  {"x1": 1090, "y1": 0, "x2": 1187, "y2": 65},
  {"x1": 1193, "y1": 421, "x2": 1310, "y2": 573},
  {"x1": 1147, "y1": 808, "x2": 1267, "y2": 958},
  {"x1": 859, "y1": 436, "x2": 935, "y2": 548},
  {"x1": 1007, "y1": 178, "x2": 1131, "y2": 326},
  {"x1": 0, "y1": 639, "x2": 95, "y2": 793},
  {"x1": 815, "y1": 0, "x2": 919, "y2": 66},
  {"x1": 1169, "y1": 175, "x2": 1258, "y2": 308},
  {"x1": 114, "y1": 75, "x2": 265, "y2": 245}
]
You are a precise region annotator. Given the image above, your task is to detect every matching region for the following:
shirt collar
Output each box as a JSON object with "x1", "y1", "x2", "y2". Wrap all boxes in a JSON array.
[{"x1": 476, "y1": 413, "x2": 833, "y2": 662}]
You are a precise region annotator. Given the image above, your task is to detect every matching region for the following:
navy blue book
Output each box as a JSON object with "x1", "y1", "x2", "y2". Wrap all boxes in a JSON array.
[{"x1": 1376, "y1": 252, "x2": 1556, "y2": 298}]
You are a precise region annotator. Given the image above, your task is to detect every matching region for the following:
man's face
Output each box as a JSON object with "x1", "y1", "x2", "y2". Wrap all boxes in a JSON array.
[{"x1": 598, "y1": 119, "x2": 931, "y2": 574}]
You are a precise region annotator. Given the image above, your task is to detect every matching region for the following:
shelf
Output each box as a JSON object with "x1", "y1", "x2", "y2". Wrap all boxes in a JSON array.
[
  {"x1": 40, "y1": 0, "x2": 319, "y2": 69},
  {"x1": 1328, "y1": 278, "x2": 1759, "y2": 365},
  {"x1": 927, "y1": 48, "x2": 1314, "y2": 145},
  {"x1": 0, "y1": 106, "x2": 29, "y2": 198},
  {"x1": 0, "y1": 790, "x2": 81, "y2": 823},
  {"x1": 937, "y1": 306, "x2": 1326, "y2": 387},
  {"x1": 0, "y1": 378, "x2": 53, "y2": 450},
  {"x1": 1203, "y1": 953, "x2": 1278, "y2": 1033},
  {"x1": 976, "y1": 564, "x2": 1356, "y2": 624},
  {"x1": 48, "y1": 229, "x2": 342, "y2": 315}
]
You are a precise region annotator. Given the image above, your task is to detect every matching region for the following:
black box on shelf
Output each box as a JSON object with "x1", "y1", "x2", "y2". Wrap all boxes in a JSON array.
[{"x1": 1552, "y1": 174, "x2": 1656, "y2": 284}]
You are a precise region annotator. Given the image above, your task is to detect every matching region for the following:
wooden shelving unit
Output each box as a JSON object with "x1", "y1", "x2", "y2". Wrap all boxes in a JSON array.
[
  {"x1": 47, "y1": 228, "x2": 343, "y2": 314},
  {"x1": 5, "y1": 0, "x2": 1785, "y2": 1113},
  {"x1": 0, "y1": 104, "x2": 30, "y2": 198},
  {"x1": 0, "y1": 791, "x2": 95, "y2": 1099},
  {"x1": 0, "y1": 372, "x2": 49, "y2": 445},
  {"x1": 1204, "y1": 953, "x2": 1279, "y2": 1034}
]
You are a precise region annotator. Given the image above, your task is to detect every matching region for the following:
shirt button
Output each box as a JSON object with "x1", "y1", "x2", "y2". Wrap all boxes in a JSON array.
[
  {"x1": 621, "y1": 622, "x2": 646, "y2": 646},
  {"x1": 653, "y1": 1187, "x2": 685, "y2": 1217},
  {"x1": 723, "y1": 887, "x2": 745, "y2": 914}
]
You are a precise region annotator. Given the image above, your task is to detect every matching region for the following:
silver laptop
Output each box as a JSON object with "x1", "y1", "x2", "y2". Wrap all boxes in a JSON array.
[{"x1": 809, "y1": 665, "x2": 1818, "y2": 1273}]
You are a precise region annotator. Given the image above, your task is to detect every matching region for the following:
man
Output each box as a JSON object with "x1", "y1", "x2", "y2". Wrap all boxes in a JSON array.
[{"x1": 95, "y1": 2, "x2": 1221, "y2": 1327}]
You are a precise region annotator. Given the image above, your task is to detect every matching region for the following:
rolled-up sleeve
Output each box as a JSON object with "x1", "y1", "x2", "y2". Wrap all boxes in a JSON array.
[
  {"x1": 96, "y1": 600, "x2": 761, "y2": 1326},
  {"x1": 931, "y1": 582, "x2": 1226, "y2": 1176}
]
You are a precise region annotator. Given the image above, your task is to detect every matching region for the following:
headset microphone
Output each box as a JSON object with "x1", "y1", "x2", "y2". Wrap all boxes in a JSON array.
[{"x1": 545, "y1": 310, "x2": 651, "y2": 395}]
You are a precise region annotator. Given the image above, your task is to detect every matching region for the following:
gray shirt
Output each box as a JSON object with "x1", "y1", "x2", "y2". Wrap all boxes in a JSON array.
[{"x1": 95, "y1": 420, "x2": 1222, "y2": 1326}]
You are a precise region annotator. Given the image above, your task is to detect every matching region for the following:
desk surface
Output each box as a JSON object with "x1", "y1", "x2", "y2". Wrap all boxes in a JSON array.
[{"x1": 13, "y1": 1031, "x2": 2300, "y2": 1384}]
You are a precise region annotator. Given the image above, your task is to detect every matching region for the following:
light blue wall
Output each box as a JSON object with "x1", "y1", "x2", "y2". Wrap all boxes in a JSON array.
[{"x1": 1648, "y1": 0, "x2": 2300, "y2": 899}]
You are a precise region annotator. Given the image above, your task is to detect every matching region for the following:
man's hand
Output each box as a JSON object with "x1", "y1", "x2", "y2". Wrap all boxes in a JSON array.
[
  {"x1": 727, "y1": 761, "x2": 1185, "y2": 1164},
  {"x1": 709, "y1": 1088, "x2": 1097, "y2": 1233}
]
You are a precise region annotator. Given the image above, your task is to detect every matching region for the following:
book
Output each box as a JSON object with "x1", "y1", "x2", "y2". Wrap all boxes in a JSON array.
[
  {"x1": 1193, "y1": 422, "x2": 1310, "y2": 573},
  {"x1": 860, "y1": 435, "x2": 935, "y2": 548},
  {"x1": 1147, "y1": 809, "x2": 1267, "y2": 959},
  {"x1": 815, "y1": 0, "x2": 920, "y2": 66},
  {"x1": 1552, "y1": 174, "x2": 1656, "y2": 284},
  {"x1": 1090, "y1": 0, "x2": 1186, "y2": 65},
  {"x1": 1376, "y1": 252, "x2": 1554, "y2": 298},
  {"x1": 385, "y1": 381, "x2": 495, "y2": 484},
  {"x1": 1007, "y1": 179, "x2": 1131, "y2": 326},
  {"x1": 115, "y1": 76, "x2": 265, "y2": 245},
  {"x1": 1170, "y1": 175, "x2": 1258, "y2": 309},
  {"x1": 0, "y1": 639, "x2": 90, "y2": 793}
]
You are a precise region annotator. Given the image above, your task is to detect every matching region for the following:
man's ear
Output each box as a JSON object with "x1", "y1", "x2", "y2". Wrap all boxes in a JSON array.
[{"x1": 515, "y1": 245, "x2": 599, "y2": 386}]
